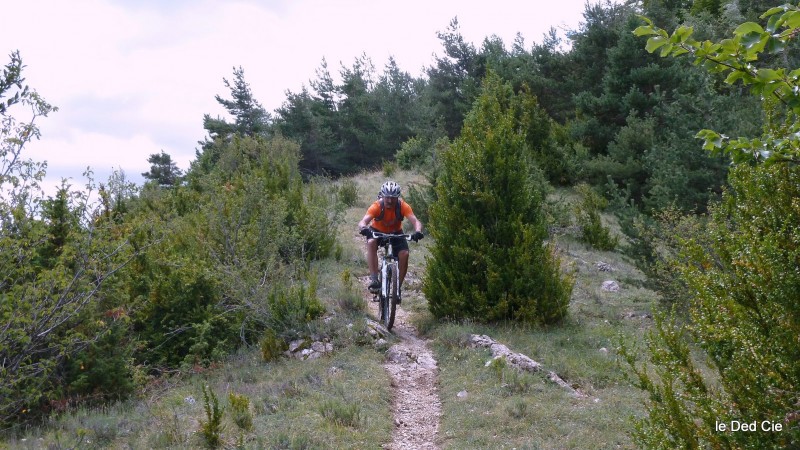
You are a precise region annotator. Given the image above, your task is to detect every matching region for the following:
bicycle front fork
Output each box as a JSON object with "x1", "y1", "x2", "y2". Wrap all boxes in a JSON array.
[{"x1": 380, "y1": 262, "x2": 390, "y2": 300}]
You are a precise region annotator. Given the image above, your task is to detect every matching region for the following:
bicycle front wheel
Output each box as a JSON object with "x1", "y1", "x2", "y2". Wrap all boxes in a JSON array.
[{"x1": 385, "y1": 263, "x2": 399, "y2": 330}]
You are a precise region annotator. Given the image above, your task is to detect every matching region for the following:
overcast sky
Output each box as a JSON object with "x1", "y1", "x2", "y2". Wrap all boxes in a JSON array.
[{"x1": 2, "y1": 0, "x2": 604, "y2": 195}]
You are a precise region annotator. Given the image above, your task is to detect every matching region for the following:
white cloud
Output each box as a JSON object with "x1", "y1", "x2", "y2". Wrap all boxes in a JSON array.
[{"x1": 3, "y1": 0, "x2": 601, "y2": 197}]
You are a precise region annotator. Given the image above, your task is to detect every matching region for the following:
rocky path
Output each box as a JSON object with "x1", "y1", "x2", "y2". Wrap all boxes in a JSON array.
[{"x1": 367, "y1": 292, "x2": 441, "y2": 449}]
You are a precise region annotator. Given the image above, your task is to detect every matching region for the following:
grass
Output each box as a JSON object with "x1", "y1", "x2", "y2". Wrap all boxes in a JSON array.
[
  {"x1": 425, "y1": 244, "x2": 654, "y2": 448},
  {"x1": 2, "y1": 170, "x2": 665, "y2": 449},
  {"x1": 7, "y1": 345, "x2": 393, "y2": 449}
]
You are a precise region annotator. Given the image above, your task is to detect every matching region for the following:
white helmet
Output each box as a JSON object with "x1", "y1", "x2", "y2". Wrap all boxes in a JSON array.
[{"x1": 379, "y1": 181, "x2": 401, "y2": 198}]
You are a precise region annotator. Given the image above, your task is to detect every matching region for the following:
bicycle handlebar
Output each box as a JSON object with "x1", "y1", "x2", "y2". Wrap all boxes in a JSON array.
[{"x1": 369, "y1": 231, "x2": 413, "y2": 241}]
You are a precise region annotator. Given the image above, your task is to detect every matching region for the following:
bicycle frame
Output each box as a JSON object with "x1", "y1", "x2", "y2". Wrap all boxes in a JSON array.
[{"x1": 369, "y1": 231, "x2": 412, "y2": 331}]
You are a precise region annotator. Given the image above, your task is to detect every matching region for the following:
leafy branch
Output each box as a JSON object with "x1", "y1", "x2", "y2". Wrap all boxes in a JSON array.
[{"x1": 635, "y1": 4, "x2": 800, "y2": 164}]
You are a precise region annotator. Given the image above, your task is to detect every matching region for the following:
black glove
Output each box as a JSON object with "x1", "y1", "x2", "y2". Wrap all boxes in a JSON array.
[
  {"x1": 359, "y1": 227, "x2": 373, "y2": 238},
  {"x1": 411, "y1": 231, "x2": 424, "y2": 242}
]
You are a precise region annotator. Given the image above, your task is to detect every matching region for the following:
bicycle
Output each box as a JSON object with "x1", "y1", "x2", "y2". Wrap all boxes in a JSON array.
[{"x1": 366, "y1": 231, "x2": 414, "y2": 331}]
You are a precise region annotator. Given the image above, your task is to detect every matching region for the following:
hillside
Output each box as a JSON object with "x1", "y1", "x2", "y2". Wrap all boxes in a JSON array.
[{"x1": 4, "y1": 169, "x2": 659, "y2": 449}]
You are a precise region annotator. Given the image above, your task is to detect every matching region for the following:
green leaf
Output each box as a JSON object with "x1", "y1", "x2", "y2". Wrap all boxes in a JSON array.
[
  {"x1": 757, "y1": 68, "x2": 782, "y2": 81},
  {"x1": 696, "y1": 130, "x2": 723, "y2": 150},
  {"x1": 636, "y1": 14, "x2": 654, "y2": 26},
  {"x1": 761, "y1": 6, "x2": 787, "y2": 19},
  {"x1": 765, "y1": 36, "x2": 786, "y2": 54},
  {"x1": 741, "y1": 31, "x2": 765, "y2": 49},
  {"x1": 766, "y1": 14, "x2": 782, "y2": 33},
  {"x1": 671, "y1": 47, "x2": 690, "y2": 57},
  {"x1": 724, "y1": 71, "x2": 746, "y2": 84},
  {"x1": 645, "y1": 36, "x2": 669, "y2": 53},
  {"x1": 719, "y1": 39, "x2": 739, "y2": 56},
  {"x1": 672, "y1": 26, "x2": 694, "y2": 43},
  {"x1": 782, "y1": 11, "x2": 800, "y2": 29},
  {"x1": 734, "y1": 22, "x2": 764, "y2": 36},
  {"x1": 762, "y1": 80, "x2": 783, "y2": 98},
  {"x1": 633, "y1": 26, "x2": 659, "y2": 37}
]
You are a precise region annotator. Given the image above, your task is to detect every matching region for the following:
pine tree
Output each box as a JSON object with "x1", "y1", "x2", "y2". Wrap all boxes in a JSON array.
[
  {"x1": 142, "y1": 150, "x2": 182, "y2": 187},
  {"x1": 423, "y1": 72, "x2": 573, "y2": 324},
  {"x1": 195, "y1": 66, "x2": 271, "y2": 174}
]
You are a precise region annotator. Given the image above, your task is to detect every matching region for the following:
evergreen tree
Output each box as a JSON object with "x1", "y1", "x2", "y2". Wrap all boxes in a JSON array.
[
  {"x1": 142, "y1": 150, "x2": 182, "y2": 187},
  {"x1": 423, "y1": 72, "x2": 572, "y2": 324},
  {"x1": 336, "y1": 54, "x2": 380, "y2": 170},
  {"x1": 425, "y1": 18, "x2": 483, "y2": 139},
  {"x1": 204, "y1": 66, "x2": 271, "y2": 139},
  {"x1": 195, "y1": 66, "x2": 271, "y2": 173}
]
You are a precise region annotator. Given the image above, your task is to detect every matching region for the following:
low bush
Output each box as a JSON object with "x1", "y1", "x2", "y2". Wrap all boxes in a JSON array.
[
  {"x1": 228, "y1": 392, "x2": 253, "y2": 431},
  {"x1": 319, "y1": 399, "x2": 363, "y2": 428},
  {"x1": 199, "y1": 385, "x2": 224, "y2": 448},
  {"x1": 574, "y1": 183, "x2": 617, "y2": 251},
  {"x1": 337, "y1": 179, "x2": 359, "y2": 207},
  {"x1": 260, "y1": 329, "x2": 288, "y2": 362}
]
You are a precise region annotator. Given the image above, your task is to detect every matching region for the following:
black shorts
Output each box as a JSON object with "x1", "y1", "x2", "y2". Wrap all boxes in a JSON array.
[{"x1": 370, "y1": 228, "x2": 409, "y2": 253}]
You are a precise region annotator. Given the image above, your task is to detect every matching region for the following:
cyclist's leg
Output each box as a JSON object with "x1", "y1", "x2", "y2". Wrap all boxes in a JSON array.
[
  {"x1": 367, "y1": 236, "x2": 379, "y2": 290},
  {"x1": 398, "y1": 249, "x2": 409, "y2": 287},
  {"x1": 366, "y1": 238, "x2": 379, "y2": 274},
  {"x1": 397, "y1": 246, "x2": 409, "y2": 304}
]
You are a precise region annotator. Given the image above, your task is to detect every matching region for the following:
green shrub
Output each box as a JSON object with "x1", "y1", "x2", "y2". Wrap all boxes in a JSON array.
[
  {"x1": 64, "y1": 321, "x2": 135, "y2": 403},
  {"x1": 228, "y1": 392, "x2": 253, "y2": 431},
  {"x1": 319, "y1": 399, "x2": 363, "y2": 428},
  {"x1": 622, "y1": 164, "x2": 800, "y2": 449},
  {"x1": 131, "y1": 253, "x2": 234, "y2": 368},
  {"x1": 625, "y1": 207, "x2": 703, "y2": 309},
  {"x1": 271, "y1": 432, "x2": 318, "y2": 449},
  {"x1": 423, "y1": 72, "x2": 573, "y2": 324},
  {"x1": 199, "y1": 385, "x2": 224, "y2": 448},
  {"x1": 506, "y1": 399, "x2": 529, "y2": 419},
  {"x1": 337, "y1": 179, "x2": 359, "y2": 207},
  {"x1": 337, "y1": 269, "x2": 365, "y2": 314},
  {"x1": 382, "y1": 160, "x2": 398, "y2": 177},
  {"x1": 260, "y1": 329, "x2": 288, "y2": 362},
  {"x1": 406, "y1": 182, "x2": 434, "y2": 227},
  {"x1": 574, "y1": 183, "x2": 618, "y2": 251},
  {"x1": 395, "y1": 136, "x2": 430, "y2": 169},
  {"x1": 267, "y1": 274, "x2": 325, "y2": 340}
]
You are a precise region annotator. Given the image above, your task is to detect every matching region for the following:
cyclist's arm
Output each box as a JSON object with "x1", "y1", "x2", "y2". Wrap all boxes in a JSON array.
[
  {"x1": 406, "y1": 213, "x2": 423, "y2": 233},
  {"x1": 357, "y1": 213, "x2": 374, "y2": 230}
]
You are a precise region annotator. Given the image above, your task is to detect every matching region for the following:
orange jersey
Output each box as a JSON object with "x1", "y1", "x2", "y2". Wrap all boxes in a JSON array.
[{"x1": 367, "y1": 199, "x2": 414, "y2": 233}]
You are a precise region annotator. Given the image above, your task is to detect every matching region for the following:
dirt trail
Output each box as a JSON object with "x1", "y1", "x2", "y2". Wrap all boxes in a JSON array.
[{"x1": 367, "y1": 293, "x2": 441, "y2": 449}]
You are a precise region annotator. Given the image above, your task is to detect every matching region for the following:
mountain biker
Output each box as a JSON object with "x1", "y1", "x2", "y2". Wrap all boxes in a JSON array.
[{"x1": 357, "y1": 181, "x2": 424, "y2": 302}]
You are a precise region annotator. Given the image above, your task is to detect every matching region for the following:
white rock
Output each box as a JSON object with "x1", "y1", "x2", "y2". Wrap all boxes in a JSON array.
[
  {"x1": 457, "y1": 390, "x2": 468, "y2": 399},
  {"x1": 596, "y1": 261, "x2": 614, "y2": 272},
  {"x1": 288, "y1": 339, "x2": 307, "y2": 352},
  {"x1": 311, "y1": 341, "x2": 326, "y2": 353},
  {"x1": 601, "y1": 280, "x2": 620, "y2": 292}
]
